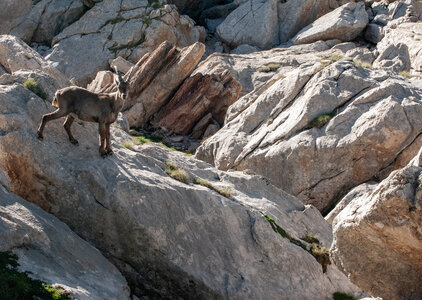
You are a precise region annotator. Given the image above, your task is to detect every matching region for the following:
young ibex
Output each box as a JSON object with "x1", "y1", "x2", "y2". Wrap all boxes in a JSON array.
[{"x1": 37, "y1": 68, "x2": 131, "y2": 156}]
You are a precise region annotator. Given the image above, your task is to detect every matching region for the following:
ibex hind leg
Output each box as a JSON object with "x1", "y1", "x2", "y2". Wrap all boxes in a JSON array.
[
  {"x1": 105, "y1": 123, "x2": 113, "y2": 155},
  {"x1": 63, "y1": 115, "x2": 78, "y2": 145},
  {"x1": 99, "y1": 122, "x2": 107, "y2": 157},
  {"x1": 37, "y1": 109, "x2": 68, "y2": 140}
]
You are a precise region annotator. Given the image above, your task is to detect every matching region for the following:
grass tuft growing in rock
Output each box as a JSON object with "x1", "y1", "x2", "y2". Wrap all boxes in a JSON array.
[
  {"x1": 399, "y1": 71, "x2": 416, "y2": 79},
  {"x1": 311, "y1": 243, "x2": 331, "y2": 273},
  {"x1": 194, "y1": 178, "x2": 233, "y2": 198},
  {"x1": 333, "y1": 292, "x2": 355, "y2": 300},
  {"x1": 302, "y1": 232, "x2": 320, "y2": 244},
  {"x1": 24, "y1": 79, "x2": 47, "y2": 100},
  {"x1": 308, "y1": 113, "x2": 334, "y2": 129},
  {"x1": 164, "y1": 161, "x2": 190, "y2": 184},
  {"x1": 353, "y1": 58, "x2": 372, "y2": 69},
  {"x1": 0, "y1": 251, "x2": 72, "y2": 300},
  {"x1": 258, "y1": 63, "x2": 281, "y2": 73},
  {"x1": 121, "y1": 141, "x2": 134, "y2": 151}
]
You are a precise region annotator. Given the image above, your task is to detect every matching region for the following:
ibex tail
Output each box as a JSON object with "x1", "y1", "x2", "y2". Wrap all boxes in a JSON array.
[{"x1": 51, "y1": 92, "x2": 59, "y2": 107}]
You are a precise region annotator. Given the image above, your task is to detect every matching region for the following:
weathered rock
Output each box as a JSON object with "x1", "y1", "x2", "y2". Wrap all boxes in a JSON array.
[
  {"x1": 0, "y1": 78, "x2": 366, "y2": 299},
  {"x1": 0, "y1": 0, "x2": 86, "y2": 45},
  {"x1": 345, "y1": 47, "x2": 375, "y2": 64},
  {"x1": 331, "y1": 162, "x2": 422, "y2": 299},
  {"x1": 191, "y1": 113, "x2": 213, "y2": 139},
  {"x1": 110, "y1": 56, "x2": 134, "y2": 74},
  {"x1": 373, "y1": 42, "x2": 411, "y2": 73},
  {"x1": 203, "y1": 123, "x2": 220, "y2": 138},
  {"x1": 216, "y1": 0, "x2": 279, "y2": 49},
  {"x1": 196, "y1": 58, "x2": 422, "y2": 213},
  {"x1": 168, "y1": 0, "x2": 223, "y2": 19},
  {"x1": 46, "y1": 1, "x2": 204, "y2": 85},
  {"x1": 376, "y1": 22, "x2": 422, "y2": 72},
  {"x1": 123, "y1": 41, "x2": 206, "y2": 127},
  {"x1": 0, "y1": 184, "x2": 130, "y2": 300},
  {"x1": 0, "y1": 35, "x2": 70, "y2": 87},
  {"x1": 199, "y1": 2, "x2": 237, "y2": 33},
  {"x1": 364, "y1": 23, "x2": 384, "y2": 44},
  {"x1": 152, "y1": 70, "x2": 241, "y2": 135},
  {"x1": 231, "y1": 44, "x2": 260, "y2": 55},
  {"x1": 293, "y1": 2, "x2": 368, "y2": 45},
  {"x1": 277, "y1": 0, "x2": 343, "y2": 44}
]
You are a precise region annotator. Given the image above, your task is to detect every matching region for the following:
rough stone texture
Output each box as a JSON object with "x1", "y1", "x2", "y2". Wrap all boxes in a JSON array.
[
  {"x1": 293, "y1": 2, "x2": 368, "y2": 45},
  {"x1": 46, "y1": 1, "x2": 205, "y2": 86},
  {"x1": 376, "y1": 22, "x2": 422, "y2": 72},
  {"x1": 0, "y1": 184, "x2": 130, "y2": 300},
  {"x1": 373, "y1": 42, "x2": 411, "y2": 73},
  {"x1": 216, "y1": 0, "x2": 279, "y2": 49},
  {"x1": 196, "y1": 56, "x2": 422, "y2": 213},
  {"x1": 345, "y1": 47, "x2": 375, "y2": 64},
  {"x1": 331, "y1": 162, "x2": 422, "y2": 299},
  {"x1": 231, "y1": 44, "x2": 260, "y2": 55},
  {"x1": 152, "y1": 70, "x2": 241, "y2": 135},
  {"x1": 364, "y1": 23, "x2": 384, "y2": 44},
  {"x1": 110, "y1": 56, "x2": 134, "y2": 74},
  {"x1": 0, "y1": 35, "x2": 70, "y2": 88},
  {"x1": 0, "y1": 80, "x2": 365, "y2": 299},
  {"x1": 124, "y1": 41, "x2": 205, "y2": 128},
  {"x1": 168, "y1": 0, "x2": 223, "y2": 19},
  {"x1": 0, "y1": 0, "x2": 86, "y2": 45},
  {"x1": 277, "y1": 0, "x2": 343, "y2": 44}
]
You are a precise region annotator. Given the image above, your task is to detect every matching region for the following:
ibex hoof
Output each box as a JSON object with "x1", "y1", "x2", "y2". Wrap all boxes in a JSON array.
[
  {"x1": 70, "y1": 138, "x2": 79, "y2": 145},
  {"x1": 106, "y1": 149, "x2": 113, "y2": 155},
  {"x1": 37, "y1": 132, "x2": 43, "y2": 140}
]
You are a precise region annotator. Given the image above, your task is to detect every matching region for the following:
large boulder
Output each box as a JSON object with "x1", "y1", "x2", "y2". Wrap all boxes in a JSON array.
[
  {"x1": 152, "y1": 70, "x2": 242, "y2": 135},
  {"x1": 196, "y1": 53, "x2": 422, "y2": 213},
  {"x1": 0, "y1": 35, "x2": 70, "y2": 88},
  {"x1": 216, "y1": 0, "x2": 279, "y2": 49},
  {"x1": 46, "y1": 0, "x2": 205, "y2": 85},
  {"x1": 373, "y1": 42, "x2": 411, "y2": 73},
  {"x1": 0, "y1": 78, "x2": 366, "y2": 299},
  {"x1": 0, "y1": 0, "x2": 86, "y2": 45},
  {"x1": 331, "y1": 156, "x2": 422, "y2": 299},
  {"x1": 293, "y1": 2, "x2": 368, "y2": 45},
  {"x1": 0, "y1": 177, "x2": 130, "y2": 300}
]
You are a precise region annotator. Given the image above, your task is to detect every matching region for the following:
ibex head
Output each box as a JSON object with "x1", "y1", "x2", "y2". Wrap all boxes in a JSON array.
[{"x1": 114, "y1": 66, "x2": 133, "y2": 100}]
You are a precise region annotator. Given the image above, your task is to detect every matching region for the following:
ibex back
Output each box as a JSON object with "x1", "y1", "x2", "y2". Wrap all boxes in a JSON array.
[{"x1": 37, "y1": 69, "x2": 130, "y2": 156}]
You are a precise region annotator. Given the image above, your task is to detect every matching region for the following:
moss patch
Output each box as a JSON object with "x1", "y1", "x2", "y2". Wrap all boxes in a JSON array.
[
  {"x1": 24, "y1": 79, "x2": 47, "y2": 100},
  {"x1": 0, "y1": 251, "x2": 72, "y2": 300},
  {"x1": 308, "y1": 113, "x2": 334, "y2": 129},
  {"x1": 333, "y1": 292, "x2": 355, "y2": 300},
  {"x1": 302, "y1": 233, "x2": 320, "y2": 244},
  {"x1": 194, "y1": 178, "x2": 233, "y2": 198}
]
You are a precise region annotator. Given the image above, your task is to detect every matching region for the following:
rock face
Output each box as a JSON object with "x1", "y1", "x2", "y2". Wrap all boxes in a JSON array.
[
  {"x1": 152, "y1": 70, "x2": 242, "y2": 135},
  {"x1": 0, "y1": 179, "x2": 130, "y2": 300},
  {"x1": 0, "y1": 0, "x2": 86, "y2": 45},
  {"x1": 331, "y1": 160, "x2": 422, "y2": 299},
  {"x1": 293, "y1": 2, "x2": 368, "y2": 45},
  {"x1": 196, "y1": 49, "x2": 422, "y2": 213},
  {"x1": 373, "y1": 42, "x2": 411, "y2": 73},
  {"x1": 46, "y1": 0, "x2": 205, "y2": 85},
  {"x1": 0, "y1": 77, "x2": 365, "y2": 299},
  {"x1": 0, "y1": 35, "x2": 70, "y2": 87},
  {"x1": 216, "y1": 0, "x2": 279, "y2": 49}
]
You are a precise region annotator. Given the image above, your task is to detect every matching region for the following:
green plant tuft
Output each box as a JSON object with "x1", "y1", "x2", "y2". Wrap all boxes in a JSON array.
[
  {"x1": 258, "y1": 63, "x2": 281, "y2": 73},
  {"x1": 302, "y1": 233, "x2": 320, "y2": 244},
  {"x1": 311, "y1": 243, "x2": 331, "y2": 273},
  {"x1": 333, "y1": 292, "x2": 355, "y2": 300},
  {"x1": 164, "y1": 162, "x2": 190, "y2": 184},
  {"x1": 24, "y1": 79, "x2": 47, "y2": 100},
  {"x1": 399, "y1": 71, "x2": 416, "y2": 79},
  {"x1": 194, "y1": 178, "x2": 233, "y2": 198},
  {"x1": 0, "y1": 251, "x2": 72, "y2": 300},
  {"x1": 122, "y1": 141, "x2": 134, "y2": 151},
  {"x1": 131, "y1": 133, "x2": 192, "y2": 155},
  {"x1": 353, "y1": 58, "x2": 372, "y2": 69},
  {"x1": 308, "y1": 113, "x2": 334, "y2": 129}
]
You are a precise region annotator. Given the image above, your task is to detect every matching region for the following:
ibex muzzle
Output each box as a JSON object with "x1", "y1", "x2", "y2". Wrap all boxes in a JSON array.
[{"x1": 37, "y1": 68, "x2": 132, "y2": 156}]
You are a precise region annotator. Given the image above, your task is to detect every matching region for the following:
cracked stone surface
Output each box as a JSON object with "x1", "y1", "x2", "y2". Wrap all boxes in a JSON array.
[
  {"x1": 331, "y1": 161, "x2": 422, "y2": 299},
  {"x1": 195, "y1": 45, "x2": 422, "y2": 213},
  {"x1": 46, "y1": 0, "x2": 205, "y2": 85},
  {"x1": 0, "y1": 74, "x2": 365, "y2": 299}
]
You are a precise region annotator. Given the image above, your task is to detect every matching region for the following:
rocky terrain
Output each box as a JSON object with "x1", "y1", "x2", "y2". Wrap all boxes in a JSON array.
[{"x1": 0, "y1": 0, "x2": 421, "y2": 299}]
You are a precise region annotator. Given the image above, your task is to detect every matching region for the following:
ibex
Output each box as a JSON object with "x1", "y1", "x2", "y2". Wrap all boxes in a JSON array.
[{"x1": 37, "y1": 68, "x2": 131, "y2": 156}]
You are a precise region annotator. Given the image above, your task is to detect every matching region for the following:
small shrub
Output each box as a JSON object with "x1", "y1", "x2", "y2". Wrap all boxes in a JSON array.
[
  {"x1": 194, "y1": 178, "x2": 233, "y2": 198},
  {"x1": 24, "y1": 79, "x2": 47, "y2": 100},
  {"x1": 258, "y1": 63, "x2": 281, "y2": 73},
  {"x1": 164, "y1": 162, "x2": 190, "y2": 184},
  {"x1": 142, "y1": 17, "x2": 152, "y2": 25},
  {"x1": 308, "y1": 113, "x2": 334, "y2": 129},
  {"x1": 122, "y1": 141, "x2": 134, "y2": 151},
  {"x1": 311, "y1": 243, "x2": 331, "y2": 273},
  {"x1": 0, "y1": 251, "x2": 72, "y2": 300},
  {"x1": 333, "y1": 292, "x2": 355, "y2": 300},
  {"x1": 399, "y1": 71, "x2": 416, "y2": 79},
  {"x1": 302, "y1": 233, "x2": 320, "y2": 244},
  {"x1": 353, "y1": 58, "x2": 372, "y2": 69}
]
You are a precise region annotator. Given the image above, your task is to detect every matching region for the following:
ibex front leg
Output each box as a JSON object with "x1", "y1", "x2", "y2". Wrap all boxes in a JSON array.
[
  {"x1": 63, "y1": 115, "x2": 79, "y2": 145},
  {"x1": 105, "y1": 123, "x2": 113, "y2": 155},
  {"x1": 98, "y1": 122, "x2": 107, "y2": 157},
  {"x1": 37, "y1": 109, "x2": 67, "y2": 140}
]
